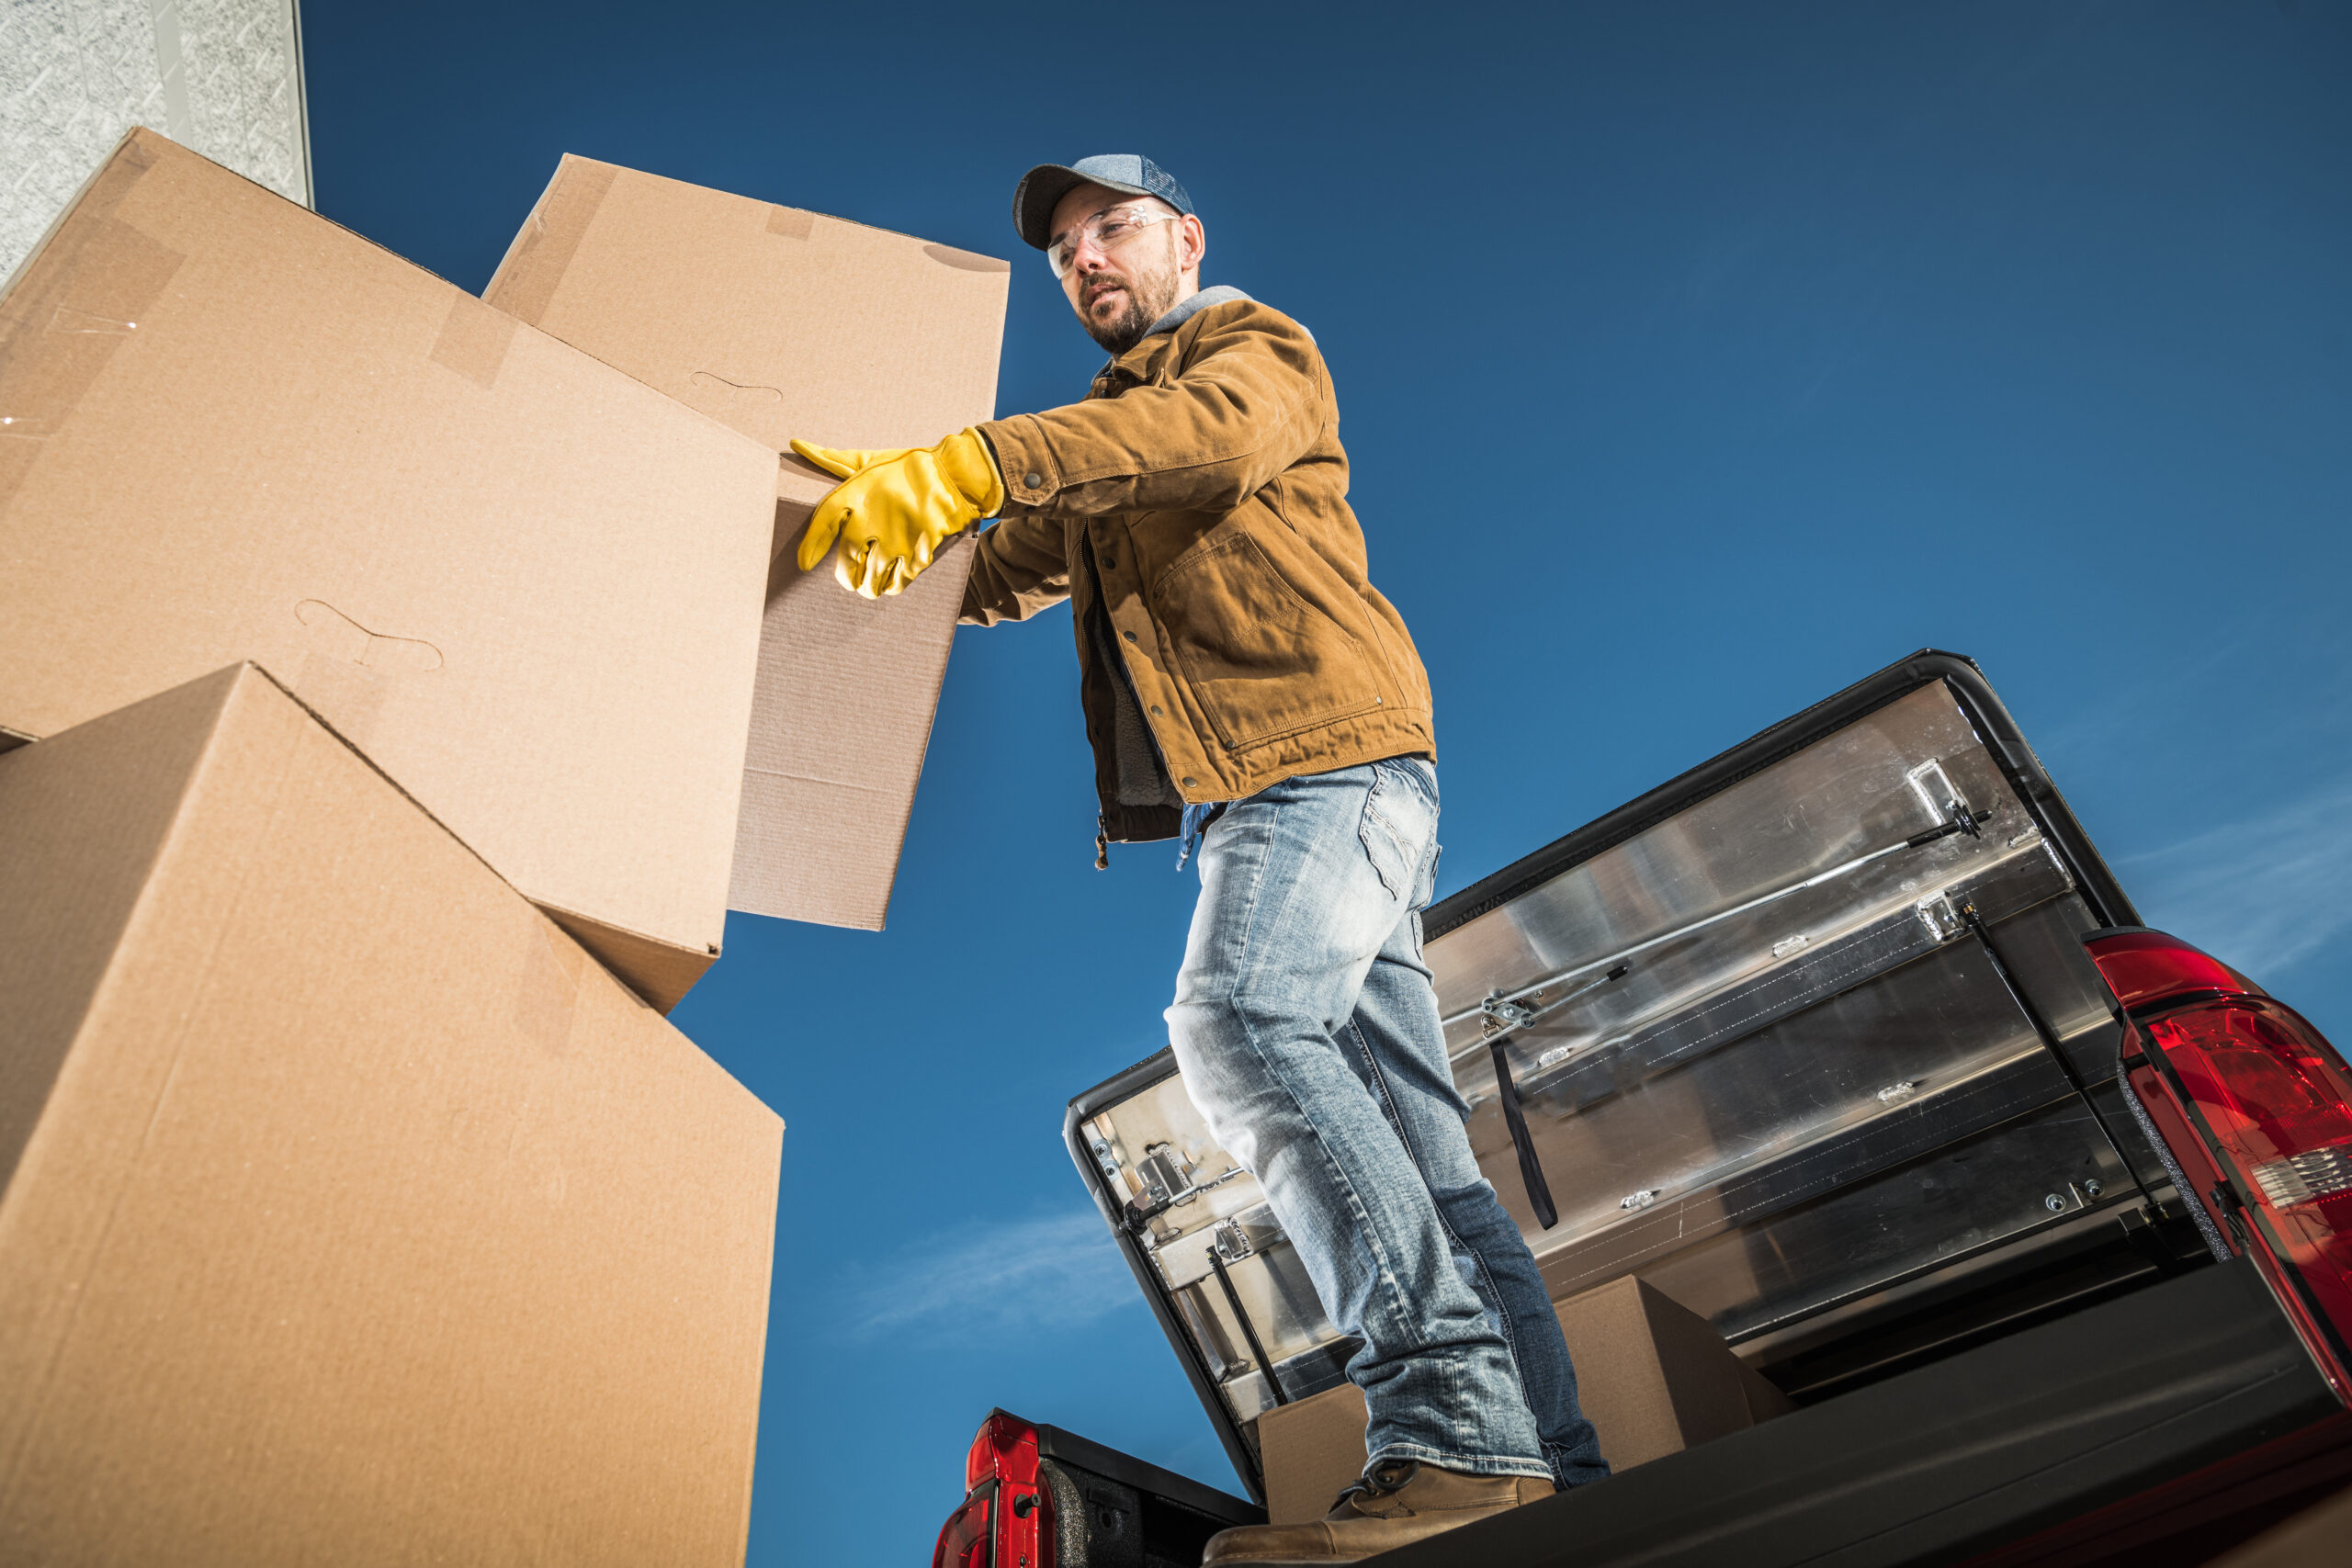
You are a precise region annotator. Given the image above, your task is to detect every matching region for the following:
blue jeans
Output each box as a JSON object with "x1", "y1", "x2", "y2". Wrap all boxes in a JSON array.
[{"x1": 1166, "y1": 758, "x2": 1608, "y2": 1489}]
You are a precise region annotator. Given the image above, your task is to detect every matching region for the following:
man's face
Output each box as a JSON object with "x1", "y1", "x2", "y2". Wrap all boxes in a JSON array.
[{"x1": 1048, "y1": 183, "x2": 1198, "y2": 355}]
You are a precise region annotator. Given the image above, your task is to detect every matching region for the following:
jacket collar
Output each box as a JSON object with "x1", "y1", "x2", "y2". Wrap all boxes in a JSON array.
[
  {"x1": 1101, "y1": 286, "x2": 1254, "y2": 378},
  {"x1": 1144, "y1": 285, "x2": 1252, "y2": 339}
]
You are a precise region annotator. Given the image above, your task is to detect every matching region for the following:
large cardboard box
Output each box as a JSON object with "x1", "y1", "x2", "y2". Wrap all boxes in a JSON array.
[
  {"x1": 1254, "y1": 1276, "x2": 1794, "y2": 1525},
  {"x1": 0, "y1": 130, "x2": 781, "y2": 1010},
  {"x1": 485, "y1": 155, "x2": 1010, "y2": 929},
  {"x1": 2208, "y1": 1482, "x2": 2352, "y2": 1568},
  {"x1": 0, "y1": 663, "x2": 784, "y2": 1565}
]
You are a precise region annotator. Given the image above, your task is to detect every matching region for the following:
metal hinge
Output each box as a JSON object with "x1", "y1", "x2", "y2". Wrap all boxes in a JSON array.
[{"x1": 1915, "y1": 891, "x2": 1963, "y2": 943}]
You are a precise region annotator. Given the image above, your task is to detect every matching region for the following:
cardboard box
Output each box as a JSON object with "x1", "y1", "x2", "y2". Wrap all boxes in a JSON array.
[
  {"x1": 1254, "y1": 1276, "x2": 1795, "y2": 1525},
  {"x1": 484, "y1": 154, "x2": 1010, "y2": 930},
  {"x1": 0, "y1": 130, "x2": 781, "y2": 1010},
  {"x1": 0, "y1": 663, "x2": 784, "y2": 1565},
  {"x1": 2207, "y1": 1480, "x2": 2352, "y2": 1568},
  {"x1": 1552, "y1": 1272, "x2": 1796, "y2": 1464}
]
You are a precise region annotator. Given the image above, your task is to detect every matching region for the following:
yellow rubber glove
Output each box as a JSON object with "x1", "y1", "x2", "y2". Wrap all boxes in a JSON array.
[{"x1": 788, "y1": 429, "x2": 1006, "y2": 599}]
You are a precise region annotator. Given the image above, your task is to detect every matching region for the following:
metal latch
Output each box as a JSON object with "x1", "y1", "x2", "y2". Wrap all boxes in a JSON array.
[
  {"x1": 1136, "y1": 1142, "x2": 1192, "y2": 1209},
  {"x1": 1123, "y1": 1148, "x2": 1249, "y2": 1232},
  {"x1": 1903, "y1": 759, "x2": 1991, "y2": 848},
  {"x1": 1212, "y1": 1210, "x2": 1285, "y2": 1264},
  {"x1": 1482, "y1": 989, "x2": 1541, "y2": 1035},
  {"x1": 1481, "y1": 963, "x2": 1632, "y2": 1040}
]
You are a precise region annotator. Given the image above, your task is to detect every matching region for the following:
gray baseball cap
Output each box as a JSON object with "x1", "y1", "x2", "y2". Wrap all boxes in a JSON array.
[{"x1": 1012, "y1": 154, "x2": 1194, "y2": 251}]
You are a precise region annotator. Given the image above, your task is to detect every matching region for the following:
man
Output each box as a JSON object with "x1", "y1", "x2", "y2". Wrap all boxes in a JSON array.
[{"x1": 792, "y1": 154, "x2": 1607, "y2": 1564}]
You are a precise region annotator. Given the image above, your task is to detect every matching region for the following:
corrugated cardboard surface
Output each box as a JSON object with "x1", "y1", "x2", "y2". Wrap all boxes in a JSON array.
[
  {"x1": 1555, "y1": 1273, "x2": 1794, "y2": 1470},
  {"x1": 485, "y1": 154, "x2": 1010, "y2": 930},
  {"x1": 0, "y1": 130, "x2": 780, "y2": 1010},
  {"x1": 1256, "y1": 1384, "x2": 1374, "y2": 1528},
  {"x1": 2208, "y1": 1481, "x2": 2352, "y2": 1568},
  {"x1": 1254, "y1": 1276, "x2": 1794, "y2": 1525},
  {"x1": 0, "y1": 664, "x2": 784, "y2": 1566}
]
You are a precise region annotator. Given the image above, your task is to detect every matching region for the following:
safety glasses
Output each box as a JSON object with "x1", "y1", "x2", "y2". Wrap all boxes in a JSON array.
[{"x1": 1046, "y1": 206, "x2": 1183, "y2": 278}]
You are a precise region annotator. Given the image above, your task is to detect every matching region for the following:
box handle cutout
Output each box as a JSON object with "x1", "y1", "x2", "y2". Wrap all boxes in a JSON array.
[{"x1": 295, "y1": 600, "x2": 443, "y2": 672}]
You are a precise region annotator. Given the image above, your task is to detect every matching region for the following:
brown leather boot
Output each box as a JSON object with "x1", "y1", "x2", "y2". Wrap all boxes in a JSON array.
[{"x1": 1202, "y1": 1459, "x2": 1555, "y2": 1564}]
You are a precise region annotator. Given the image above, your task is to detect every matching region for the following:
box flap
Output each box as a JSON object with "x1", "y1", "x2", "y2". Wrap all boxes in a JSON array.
[{"x1": 486, "y1": 154, "x2": 1010, "y2": 930}]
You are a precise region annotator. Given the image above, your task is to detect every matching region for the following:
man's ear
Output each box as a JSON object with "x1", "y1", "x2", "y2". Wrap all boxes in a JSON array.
[{"x1": 1180, "y1": 215, "x2": 1207, "y2": 275}]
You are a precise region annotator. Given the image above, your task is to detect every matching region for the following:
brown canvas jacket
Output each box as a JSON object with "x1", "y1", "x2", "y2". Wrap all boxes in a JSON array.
[{"x1": 965, "y1": 294, "x2": 1435, "y2": 847}]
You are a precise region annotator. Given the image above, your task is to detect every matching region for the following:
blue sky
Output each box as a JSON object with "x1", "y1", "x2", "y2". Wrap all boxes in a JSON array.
[{"x1": 304, "y1": 4, "x2": 2351, "y2": 1561}]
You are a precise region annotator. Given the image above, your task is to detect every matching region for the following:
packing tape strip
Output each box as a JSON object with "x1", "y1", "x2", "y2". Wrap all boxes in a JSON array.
[
  {"x1": 482, "y1": 156, "x2": 618, "y2": 325},
  {"x1": 513, "y1": 913, "x2": 583, "y2": 1059},
  {"x1": 292, "y1": 649, "x2": 390, "y2": 758},
  {"x1": 922, "y1": 243, "x2": 1011, "y2": 274},
  {"x1": 0, "y1": 136, "x2": 183, "y2": 513},
  {"x1": 766, "y1": 205, "x2": 816, "y2": 241},
  {"x1": 429, "y1": 291, "x2": 520, "y2": 389}
]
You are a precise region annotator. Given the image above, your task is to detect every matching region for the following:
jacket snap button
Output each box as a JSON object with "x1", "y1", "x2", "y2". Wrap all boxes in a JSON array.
[
  {"x1": 1182, "y1": 777, "x2": 1197, "y2": 787},
  {"x1": 1122, "y1": 630, "x2": 1137, "y2": 643},
  {"x1": 1149, "y1": 705, "x2": 1163, "y2": 716},
  {"x1": 1023, "y1": 472, "x2": 1043, "y2": 487}
]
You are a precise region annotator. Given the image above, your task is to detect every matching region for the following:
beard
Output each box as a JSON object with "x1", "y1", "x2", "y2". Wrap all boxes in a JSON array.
[{"x1": 1077, "y1": 251, "x2": 1184, "y2": 355}]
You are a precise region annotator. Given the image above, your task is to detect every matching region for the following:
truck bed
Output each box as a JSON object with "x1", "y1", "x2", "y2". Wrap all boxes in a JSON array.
[
  {"x1": 1375, "y1": 1259, "x2": 2350, "y2": 1568},
  {"x1": 1023, "y1": 653, "x2": 2352, "y2": 1568}
]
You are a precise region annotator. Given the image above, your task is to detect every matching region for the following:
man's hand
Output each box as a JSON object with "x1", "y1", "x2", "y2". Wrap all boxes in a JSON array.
[{"x1": 789, "y1": 430, "x2": 1006, "y2": 599}]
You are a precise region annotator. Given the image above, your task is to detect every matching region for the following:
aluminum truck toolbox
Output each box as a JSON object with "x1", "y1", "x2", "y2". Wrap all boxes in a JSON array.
[{"x1": 1066, "y1": 650, "x2": 2200, "y2": 1496}]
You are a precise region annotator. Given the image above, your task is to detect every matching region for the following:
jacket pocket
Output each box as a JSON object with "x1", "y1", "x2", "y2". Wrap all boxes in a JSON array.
[{"x1": 1159, "y1": 530, "x2": 1382, "y2": 752}]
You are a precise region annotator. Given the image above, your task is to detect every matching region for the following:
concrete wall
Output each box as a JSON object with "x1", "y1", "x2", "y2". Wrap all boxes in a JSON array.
[{"x1": 2, "y1": 0, "x2": 310, "y2": 280}]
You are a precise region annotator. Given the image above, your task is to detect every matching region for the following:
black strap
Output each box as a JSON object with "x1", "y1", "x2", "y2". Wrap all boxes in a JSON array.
[
  {"x1": 1958, "y1": 897, "x2": 2154, "y2": 1209},
  {"x1": 1489, "y1": 1038, "x2": 1559, "y2": 1230},
  {"x1": 1208, "y1": 1249, "x2": 1289, "y2": 1405}
]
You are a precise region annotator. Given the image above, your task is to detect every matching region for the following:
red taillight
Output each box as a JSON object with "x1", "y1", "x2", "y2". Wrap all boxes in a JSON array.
[
  {"x1": 2088, "y1": 929, "x2": 2352, "y2": 1398},
  {"x1": 967, "y1": 1412, "x2": 1042, "y2": 1494},
  {"x1": 940, "y1": 1412, "x2": 1052, "y2": 1568},
  {"x1": 933, "y1": 1490, "x2": 993, "y2": 1568},
  {"x1": 2085, "y1": 927, "x2": 2262, "y2": 1010},
  {"x1": 2152, "y1": 999, "x2": 2352, "y2": 1323}
]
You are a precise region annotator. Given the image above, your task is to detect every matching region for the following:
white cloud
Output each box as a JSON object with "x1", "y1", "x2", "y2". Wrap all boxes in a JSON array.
[
  {"x1": 832, "y1": 1206, "x2": 1143, "y2": 1347},
  {"x1": 2121, "y1": 782, "x2": 2352, "y2": 985}
]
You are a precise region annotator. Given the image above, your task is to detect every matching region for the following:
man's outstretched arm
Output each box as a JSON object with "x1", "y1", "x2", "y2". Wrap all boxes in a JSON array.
[{"x1": 979, "y1": 303, "x2": 1327, "y2": 520}]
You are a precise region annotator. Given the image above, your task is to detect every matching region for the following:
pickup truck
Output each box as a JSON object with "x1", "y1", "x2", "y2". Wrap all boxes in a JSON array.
[{"x1": 933, "y1": 650, "x2": 2352, "y2": 1568}]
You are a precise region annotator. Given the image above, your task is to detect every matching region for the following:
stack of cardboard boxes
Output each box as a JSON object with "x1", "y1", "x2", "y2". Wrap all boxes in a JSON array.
[{"x1": 0, "y1": 130, "x2": 1007, "y2": 1563}]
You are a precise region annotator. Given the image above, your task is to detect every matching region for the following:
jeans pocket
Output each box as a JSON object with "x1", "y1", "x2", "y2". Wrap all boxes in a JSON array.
[{"x1": 1360, "y1": 761, "x2": 1436, "y2": 900}]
